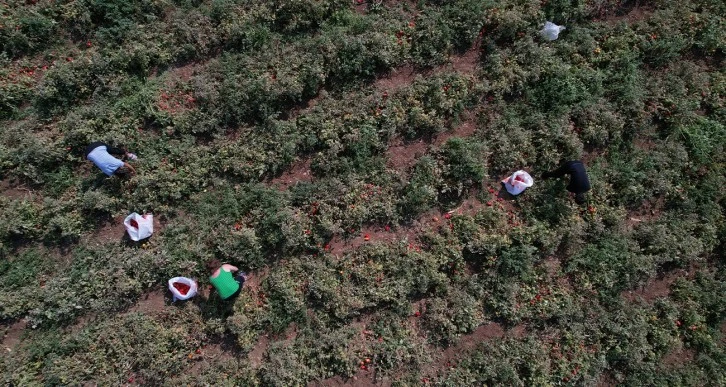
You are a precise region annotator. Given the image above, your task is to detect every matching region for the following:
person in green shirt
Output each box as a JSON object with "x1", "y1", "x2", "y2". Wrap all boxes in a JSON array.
[{"x1": 207, "y1": 259, "x2": 247, "y2": 300}]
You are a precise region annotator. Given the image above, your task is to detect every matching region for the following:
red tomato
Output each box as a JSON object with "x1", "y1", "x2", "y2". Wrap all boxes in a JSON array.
[{"x1": 173, "y1": 282, "x2": 190, "y2": 295}]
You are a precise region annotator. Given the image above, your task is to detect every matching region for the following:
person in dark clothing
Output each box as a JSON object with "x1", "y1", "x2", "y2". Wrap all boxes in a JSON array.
[
  {"x1": 541, "y1": 160, "x2": 591, "y2": 204},
  {"x1": 84, "y1": 142, "x2": 136, "y2": 176}
]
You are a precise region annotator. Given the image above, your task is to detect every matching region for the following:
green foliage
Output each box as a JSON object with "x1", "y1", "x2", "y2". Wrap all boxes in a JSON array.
[
  {"x1": 399, "y1": 156, "x2": 441, "y2": 218},
  {"x1": 0, "y1": 0, "x2": 724, "y2": 385},
  {"x1": 439, "y1": 137, "x2": 487, "y2": 185}
]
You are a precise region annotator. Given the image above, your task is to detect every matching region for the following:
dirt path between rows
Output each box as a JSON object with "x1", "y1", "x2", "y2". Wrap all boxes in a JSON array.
[
  {"x1": 375, "y1": 38, "x2": 481, "y2": 93},
  {"x1": 0, "y1": 179, "x2": 36, "y2": 201},
  {"x1": 313, "y1": 321, "x2": 526, "y2": 386},
  {"x1": 269, "y1": 38, "x2": 482, "y2": 190},
  {"x1": 1, "y1": 319, "x2": 27, "y2": 353}
]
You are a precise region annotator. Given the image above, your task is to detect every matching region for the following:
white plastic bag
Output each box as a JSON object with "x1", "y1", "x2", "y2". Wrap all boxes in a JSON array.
[
  {"x1": 168, "y1": 277, "x2": 198, "y2": 301},
  {"x1": 124, "y1": 213, "x2": 153, "y2": 241},
  {"x1": 502, "y1": 171, "x2": 534, "y2": 195},
  {"x1": 540, "y1": 21, "x2": 566, "y2": 41}
]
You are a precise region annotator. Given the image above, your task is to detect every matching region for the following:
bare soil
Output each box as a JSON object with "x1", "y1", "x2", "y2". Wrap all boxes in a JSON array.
[
  {"x1": 0, "y1": 179, "x2": 35, "y2": 201},
  {"x1": 171, "y1": 62, "x2": 200, "y2": 82},
  {"x1": 424, "y1": 321, "x2": 527, "y2": 378},
  {"x1": 433, "y1": 109, "x2": 478, "y2": 146},
  {"x1": 385, "y1": 107, "x2": 480, "y2": 173},
  {"x1": 187, "y1": 334, "x2": 243, "y2": 375},
  {"x1": 596, "y1": 370, "x2": 618, "y2": 387},
  {"x1": 661, "y1": 344, "x2": 695, "y2": 367},
  {"x1": 82, "y1": 215, "x2": 126, "y2": 246},
  {"x1": 127, "y1": 288, "x2": 169, "y2": 315},
  {"x1": 268, "y1": 158, "x2": 313, "y2": 190},
  {"x1": 247, "y1": 334, "x2": 270, "y2": 368},
  {"x1": 601, "y1": 6, "x2": 654, "y2": 25},
  {"x1": 539, "y1": 255, "x2": 574, "y2": 292},
  {"x1": 241, "y1": 267, "x2": 268, "y2": 296},
  {"x1": 621, "y1": 268, "x2": 689, "y2": 303},
  {"x1": 374, "y1": 37, "x2": 480, "y2": 93},
  {"x1": 443, "y1": 42, "x2": 480, "y2": 76},
  {"x1": 626, "y1": 195, "x2": 665, "y2": 228},
  {"x1": 320, "y1": 320, "x2": 527, "y2": 386},
  {"x1": 375, "y1": 65, "x2": 418, "y2": 92},
  {"x1": 327, "y1": 184, "x2": 520, "y2": 259},
  {"x1": 385, "y1": 138, "x2": 429, "y2": 172},
  {"x1": 314, "y1": 368, "x2": 386, "y2": 387},
  {"x1": 266, "y1": 37, "x2": 529, "y2": 387},
  {"x1": 1, "y1": 319, "x2": 27, "y2": 352},
  {"x1": 326, "y1": 223, "x2": 417, "y2": 254},
  {"x1": 289, "y1": 91, "x2": 325, "y2": 120}
]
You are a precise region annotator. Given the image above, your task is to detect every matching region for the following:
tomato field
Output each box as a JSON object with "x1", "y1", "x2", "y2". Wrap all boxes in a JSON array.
[{"x1": 1, "y1": 0, "x2": 724, "y2": 385}]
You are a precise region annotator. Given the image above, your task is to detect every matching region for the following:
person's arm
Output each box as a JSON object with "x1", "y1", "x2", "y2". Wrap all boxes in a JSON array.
[
  {"x1": 222, "y1": 264, "x2": 238, "y2": 272},
  {"x1": 123, "y1": 162, "x2": 136, "y2": 175},
  {"x1": 541, "y1": 162, "x2": 572, "y2": 179}
]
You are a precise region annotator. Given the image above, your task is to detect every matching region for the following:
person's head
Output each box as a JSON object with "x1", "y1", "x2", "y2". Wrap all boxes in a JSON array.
[
  {"x1": 574, "y1": 193, "x2": 586, "y2": 205},
  {"x1": 113, "y1": 165, "x2": 131, "y2": 177},
  {"x1": 206, "y1": 259, "x2": 222, "y2": 273}
]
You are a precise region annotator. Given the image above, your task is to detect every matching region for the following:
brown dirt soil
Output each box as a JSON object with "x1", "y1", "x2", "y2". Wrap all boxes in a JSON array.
[
  {"x1": 375, "y1": 65, "x2": 418, "y2": 92},
  {"x1": 385, "y1": 138, "x2": 429, "y2": 172},
  {"x1": 1, "y1": 319, "x2": 27, "y2": 352},
  {"x1": 150, "y1": 61, "x2": 201, "y2": 82},
  {"x1": 325, "y1": 198, "x2": 476, "y2": 254},
  {"x1": 268, "y1": 158, "x2": 313, "y2": 190},
  {"x1": 289, "y1": 91, "x2": 325, "y2": 120},
  {"x1": 661, "y1": 344, "x2": 695, "y2": 367},
  {"x1": 241, "y1": 267, "x2": 268, "y2": 295},
  {"x1": 327, "y1": 185, "x2": 522, "y2": 259},
  {"x1": 127, "y1": 288, "x2": 169, "y2": 315},
  {"x1": 320, "y1": 321, "x2": 527, "y2": 386},
  {"x1": 385, "y1": 106, "x2": 479, "y2": 175},
  {"x1": 375, "y1": 39, "x2": 480, "y2": 94},
  {"x1": 384, "y1": 110, "x2": 478, "y2": 174},
  {"x1": 187, "y1": 335, "x2": 243, "y2": 375},
  {"x1": 600, "y1": 6, "x2": 654, "y2": 25},
  {"x1": 247, "y1": 334, "x2": 270, "y2": 368},
  {"x1": 541, "y1": 256, "x2": 562, "y2": 277},
  {"x1": 82, "y1": 215, "x2": 126, "y2": 246},
  {"x1": 171, "y1": 62, "x2": 200, "y2": 82},
  {"x1": 581, "y1": 147, "x2": 607, "y2": 166},
  {"x1": 353, "y1": 2, "x2": 367, "y2": 15},
  {"x1": 313, "y1": 368, "x2": 387, "y2": 387},
  {"x1": 633, "y1": 137, "x2": 658, "y2": 151},
  {"x1": 423, "y1": 321, "x2": 527, "y2": 378},
  {"x1": 596, "y1": 370, "x2": 618, "y2": 387},
  {"x1": 621, "y1": 268, "x2": 689, "y2": 303},
  {"x1": 327, "y1": 223, "x2": 417, "y2": 254},
  {"x1": 0, "y1": 179, "x2": 35, "y2": 201},
  {"x1": 626, "y1": 195, "x2": 665, "y2": 228},
  {"x1": 539, "y1": 255, "x2": 574, "y2": 292},
  {"x1": 442, "y1": 41, "x2": 481, "y2": 76},
  {"x1": 247, "y1": 322, "x2": 298, "y2": 368},
  {"x1": 433, "y1": 109, "x2": 478, "y2": 146}
]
